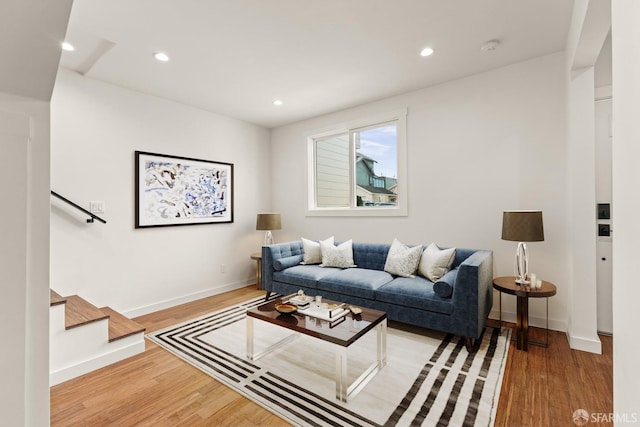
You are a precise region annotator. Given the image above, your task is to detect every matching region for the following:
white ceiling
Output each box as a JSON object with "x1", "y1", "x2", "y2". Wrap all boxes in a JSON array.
[
  {"x1": 60, "y1": 0, "x2": 574, "y2": 128},
  {"x1": 1, "y1": 0, "x2": 72, "y2": 101}
]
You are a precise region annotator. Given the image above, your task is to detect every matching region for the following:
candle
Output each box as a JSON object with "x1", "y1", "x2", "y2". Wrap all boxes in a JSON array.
[{"x1": 529, "y1": 273, "x2": 537, "y2": 287}]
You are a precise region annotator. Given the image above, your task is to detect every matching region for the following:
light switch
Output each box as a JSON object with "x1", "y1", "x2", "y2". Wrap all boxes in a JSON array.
[
  {"x1": 90, "y1": 201, "x2": 105, "y2": 213},
  {"x1": 598, "y1": 224, "x2": 610, "y2": 237}
]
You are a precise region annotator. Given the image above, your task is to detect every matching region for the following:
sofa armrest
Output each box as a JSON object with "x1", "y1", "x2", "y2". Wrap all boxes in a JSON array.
[
  {"x1": 452, "y1": 250, "x2": 494, "y2": 338},
  {"x1": 261, "y1": 241, "x2": 304, "y2": 292}
]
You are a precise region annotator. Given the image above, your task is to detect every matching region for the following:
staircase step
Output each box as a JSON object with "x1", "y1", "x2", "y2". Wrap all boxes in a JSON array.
[
  {"x1": 50, "y1": 289, "x2": 66, "y2": 306},
  {"x1": 49, "y1": 290, "x2": 146, "y2": 384},
  {"x1": 100, "y1": 307, "x2": 146, "y2": 342},
  {"x1": 64, "y1": 295, "x2": 109, "y2": 329}
]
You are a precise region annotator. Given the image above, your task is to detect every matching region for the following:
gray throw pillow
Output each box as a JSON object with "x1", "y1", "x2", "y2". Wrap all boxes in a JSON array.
[{"x1": 384, "y1": 238, "x2": 422, "y2": 277}]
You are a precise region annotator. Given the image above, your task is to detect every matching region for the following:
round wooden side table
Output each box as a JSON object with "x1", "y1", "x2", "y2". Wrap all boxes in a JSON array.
[
  {"x1": 493, "y1": 276, "x2": 557, "y2": 351},
  {"x1": 251, "y1": 252, "x2": 262, "y2": 289}
]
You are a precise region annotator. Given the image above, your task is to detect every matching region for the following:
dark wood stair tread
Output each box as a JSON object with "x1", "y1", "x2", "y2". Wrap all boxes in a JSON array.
[
  {"x1": 100, "y1": 307, "x2": 146, "y2": 342},
  {"x1": 51, "y1": 290, "x2": 145, "y2": 343},
  {"x1": 64, "y1": 295, "x2": 109, "y2": 329},
  {"x1": 50, "y1": 289, "x2": 66, "y2": 306}
]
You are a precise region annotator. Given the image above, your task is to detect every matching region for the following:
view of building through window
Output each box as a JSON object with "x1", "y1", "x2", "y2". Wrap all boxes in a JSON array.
[
  {"x1": 314, "y1": 121, "x2": 398, "y2": 208},
  {"x1": 314, "y1": 133, "x2": 350, "y2": 207},
  {"x1": 354, "y1": 122, "x2": 398, "y2": 207}
]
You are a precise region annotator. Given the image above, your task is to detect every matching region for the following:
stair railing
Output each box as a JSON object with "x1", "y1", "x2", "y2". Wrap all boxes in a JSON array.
[{"x1": 51, "y1": 191, "x2": 107, "y2": 224}]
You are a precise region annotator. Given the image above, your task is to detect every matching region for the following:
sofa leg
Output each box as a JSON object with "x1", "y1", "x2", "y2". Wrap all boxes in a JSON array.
[
  {"x1": 264, "y1": 291, "x2": 271, "y2": 301},
  {"x1": 464, "y1": 337, "x2": 476, "y2": 353}
]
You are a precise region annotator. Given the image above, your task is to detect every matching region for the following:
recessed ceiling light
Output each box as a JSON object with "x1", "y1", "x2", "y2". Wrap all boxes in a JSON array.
[
  {"x1": 153, "y1": 52, "x2": 170, "y2": 62},
  {"x1": 420, "y1": 47, "x2": 435, "y2": 57},
  {"x1": 273, "y1": 99, "x2": 283, "y2": 106},
  {"x1": 62, "y1": 42, "x2": 75, "y2": 52}
]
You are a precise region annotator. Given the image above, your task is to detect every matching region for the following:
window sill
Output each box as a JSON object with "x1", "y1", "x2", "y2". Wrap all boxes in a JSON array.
[{"x1": 306, "y1": 206, "x2": 407, "y2": 217}]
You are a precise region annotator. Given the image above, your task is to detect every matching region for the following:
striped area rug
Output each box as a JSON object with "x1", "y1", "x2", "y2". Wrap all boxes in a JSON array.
[{"x1": 147, "y1": 296, "x2": 510, "y2": 427}]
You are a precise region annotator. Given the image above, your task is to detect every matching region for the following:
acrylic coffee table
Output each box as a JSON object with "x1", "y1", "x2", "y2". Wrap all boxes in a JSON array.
[{"x1": 246, "y1": 294, "x2": 387, "y2": 402}]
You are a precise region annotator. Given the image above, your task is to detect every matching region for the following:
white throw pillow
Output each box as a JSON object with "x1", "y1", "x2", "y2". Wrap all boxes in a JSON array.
[
  {"x1": 384, "y1": 238, "x2": 422, "y2": 278},
  {"x1": 320, "y1": 239, "x2": 357, "y2": 268},
  {"x1": 419, "y1": 243, "x2": 456, "y2": 281},
  {"x1": 301, "y1": 236, "x2": 334, "y2": 265}
]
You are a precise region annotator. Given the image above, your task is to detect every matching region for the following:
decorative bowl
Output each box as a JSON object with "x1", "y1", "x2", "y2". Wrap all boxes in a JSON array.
[{"x1": 275, "y1": 303, "x2": 298, "y2": 314}]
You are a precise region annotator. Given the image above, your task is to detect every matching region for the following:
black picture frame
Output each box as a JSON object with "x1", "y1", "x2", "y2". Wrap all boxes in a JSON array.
[{"x1": 135, "y1": 151, "x2": 234, "y2": 228}]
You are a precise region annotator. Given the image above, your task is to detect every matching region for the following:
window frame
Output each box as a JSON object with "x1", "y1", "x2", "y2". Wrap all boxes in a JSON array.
[{"x1": 306, "y1": 109, "x2": 408, "y2": 217}]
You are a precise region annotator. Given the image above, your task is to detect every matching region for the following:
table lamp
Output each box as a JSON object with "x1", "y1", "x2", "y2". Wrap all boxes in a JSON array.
[
  {"x1": 501, "y1": 210, "x2": 544, "y2": 284},
  {"x1": 256, "y1": 213, "x2": 281, "y2": 246}
]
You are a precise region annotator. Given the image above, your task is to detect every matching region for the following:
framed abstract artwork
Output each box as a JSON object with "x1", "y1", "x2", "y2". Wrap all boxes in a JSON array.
[{"x1": 135, "y1": 151, "x2": 234, "y2": 228}]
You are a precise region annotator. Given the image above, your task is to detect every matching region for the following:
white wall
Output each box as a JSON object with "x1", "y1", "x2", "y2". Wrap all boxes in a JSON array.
[
  {"x1": 560, "y1": 0, "x2": 612, "y2": 355},
  {"x1": 0, "y1": 1, "x2": 71, "y2": 424},
  {"x1": 51, "y1": 69, "x2": 271, "y2": 316},
  {"x1": 612, "y1": 0, "x2": 640, "y2": 419},
  {"x1": 565, "y1": 66, "x2": 601, "y2": 353},
  {"x1": 0, "y1": 95, "x2": 51, "y2": 427},
  {"x1": 271, "y1": 53, "x2": 569, "y2": 330},
  {"x1": 594, "y1": 97, "x2": 612, "y2": 335}
]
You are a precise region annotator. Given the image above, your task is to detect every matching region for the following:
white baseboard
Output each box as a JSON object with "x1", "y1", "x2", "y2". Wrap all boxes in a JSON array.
[
  {"x1": 490, "y1": 309, "x2": 602, "y2": 354},
  {"x1": 566, "y1": 331, "x2": 602, "y2": 354},
  {"x1": 50, "y1": 335, "x2": 145, "y2": 386},
  {"x1": 122, "y1": 279, "x2": 255, "y2": 318}
]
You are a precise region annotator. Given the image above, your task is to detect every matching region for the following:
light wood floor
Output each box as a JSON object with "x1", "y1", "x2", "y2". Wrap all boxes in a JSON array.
[{"x1": 50, "y1": 285, "x2": 613, "y2": 426}]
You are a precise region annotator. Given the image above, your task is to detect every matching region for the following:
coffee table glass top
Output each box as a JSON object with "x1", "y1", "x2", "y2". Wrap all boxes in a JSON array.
[{"x1": 247, "y1": 294, "x2": 386, "y2": 347}]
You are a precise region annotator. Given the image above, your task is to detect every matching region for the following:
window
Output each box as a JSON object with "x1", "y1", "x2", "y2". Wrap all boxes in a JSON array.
[{"x1": 307, "y1": 109, "x2": 407, "y2": 216}]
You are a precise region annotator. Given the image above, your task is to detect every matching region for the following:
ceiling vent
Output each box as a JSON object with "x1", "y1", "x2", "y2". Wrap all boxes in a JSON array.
[{"x1": 481, "y1": 40, "x2": 500, "y2": 52}]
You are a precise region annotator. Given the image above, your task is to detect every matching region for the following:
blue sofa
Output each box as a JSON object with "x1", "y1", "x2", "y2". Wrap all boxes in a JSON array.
[{"x1": 261, "y1": 240, "x2": 494, "y2": 350}]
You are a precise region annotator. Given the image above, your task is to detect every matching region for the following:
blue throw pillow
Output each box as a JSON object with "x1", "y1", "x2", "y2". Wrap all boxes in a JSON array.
[
  {"x1": 273, "y1": 254, "x2": 304, "y2": 271},
  {"x1": 433, "y1": 269, "x2": 457, "y2": 298}
]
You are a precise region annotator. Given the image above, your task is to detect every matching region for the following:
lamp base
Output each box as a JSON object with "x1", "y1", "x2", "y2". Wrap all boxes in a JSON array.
[
  {"x1": 263, "y1": 230, "x2": 273, "y2": 246},
  {"x1": 514, "y1": 242, "x2": 529, "y2": 285}
]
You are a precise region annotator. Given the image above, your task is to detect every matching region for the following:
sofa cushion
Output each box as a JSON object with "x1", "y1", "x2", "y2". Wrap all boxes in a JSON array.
[
  {"x1": 316, "y1": 268, "x2": 394, "y2": 299},
  {"x1": 384, "y1": 238, "x2": 422, "y2": 277},
  {"x1": 320, "y1": 239, "x2": 357, "y2": 268},
  {"x1": 352, "y1": 242, "x2": 390, "y2": 270},
  {"x1": 274, "y1": 265, "x2": 341, "y2": 289},
  {"x1": 274, "y1": 254, "x2": 304, "y2": 271},
  {"x1": 433, "y1": 268, "x2": 458, "y2": 298},
  {"x1": 419, "y1": 243, "x2": 456, "y2": 281},
  {"x1": 375, "y1": 276, "x2": 454, "y2": 314},
  {"x1": 301, "y1": 236, "x2": 334, "y2": 264},
  {"x1": 452, "y1": 248, "x2": 475, "y2": 268}
]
